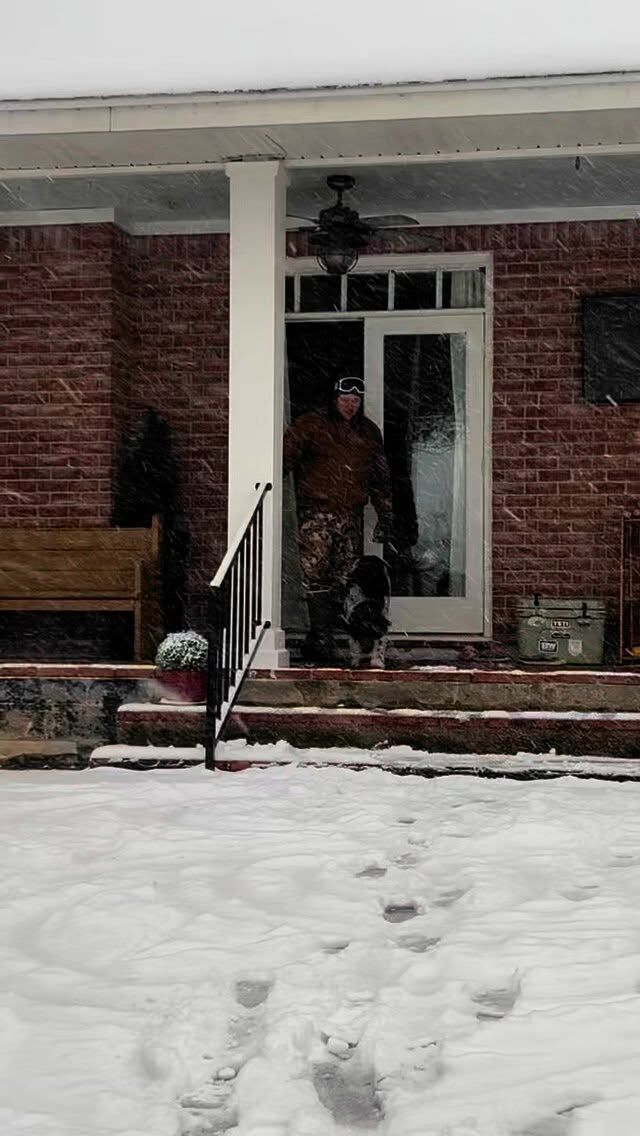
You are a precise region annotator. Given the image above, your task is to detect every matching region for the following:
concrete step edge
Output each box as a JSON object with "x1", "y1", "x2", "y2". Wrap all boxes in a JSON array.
[
  {"x1": 232, "y1": 705, "x2": 640, "y2": 724},
  {"x1": 90, "y1": 744, "x2": 205, "y2": 768}
]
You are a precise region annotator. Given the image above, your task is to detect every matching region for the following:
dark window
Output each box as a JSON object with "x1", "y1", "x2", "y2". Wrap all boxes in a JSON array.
[
  {"x1": 394, "y1": 272, "x2": 437, "y2": 310},
  {"x1": 347, "y1": 273, "x2": 389, "y2": 311},
  {"x1": 285, "y1": 276, "x2": 295, "y2": 313},
  {"x1": 583, "y1": 294, "x2": 640, "y2": 404},
  {"x1": 299, "y1": 274, "x2": 341, "y2": 313}
]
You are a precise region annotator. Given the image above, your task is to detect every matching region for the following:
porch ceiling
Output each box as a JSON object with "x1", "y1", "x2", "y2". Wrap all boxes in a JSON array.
[
  {"x1": 4, "y1": 77, "x2": 640, "y2": 230},
  {"x1": 2, "y1": 152, "x2": 640, "y2": 233}
]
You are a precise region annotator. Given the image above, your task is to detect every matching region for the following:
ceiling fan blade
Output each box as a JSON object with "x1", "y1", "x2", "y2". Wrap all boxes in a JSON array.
[
  {"x1": 286, "y1": 213, "x2": 319, "y2": 226},
  {"x1": 364, "y1": 214, "x2": 421, "y2": 228}
]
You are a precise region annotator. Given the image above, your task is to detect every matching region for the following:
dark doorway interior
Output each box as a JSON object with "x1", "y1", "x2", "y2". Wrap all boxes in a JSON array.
[
  {"x1": 283, "y1": 321, "x2": 364, "y2": 633},
  {"x1": 286, "y1": 321, "x2": 364, "y2": 419}
]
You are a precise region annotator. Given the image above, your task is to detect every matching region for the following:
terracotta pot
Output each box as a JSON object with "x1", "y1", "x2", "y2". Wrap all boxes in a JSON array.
[{"x1": 157, "y1": 669, "x2": 207, "y2": 704}]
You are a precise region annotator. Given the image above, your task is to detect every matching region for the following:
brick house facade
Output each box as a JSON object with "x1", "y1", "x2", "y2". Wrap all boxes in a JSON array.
[{"x1": 2, "y1": 217, "x2": 639, "y2": 644}]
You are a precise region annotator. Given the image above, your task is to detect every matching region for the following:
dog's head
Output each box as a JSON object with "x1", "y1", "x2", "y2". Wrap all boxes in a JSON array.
[{"x1": 348, "y1": 555, "x2": 391, "y2": 602}]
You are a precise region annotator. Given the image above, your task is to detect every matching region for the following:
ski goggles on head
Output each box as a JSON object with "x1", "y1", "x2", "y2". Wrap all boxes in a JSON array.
[{"x1": 334, "y1": 377, "x2": 365, "y2": 396}]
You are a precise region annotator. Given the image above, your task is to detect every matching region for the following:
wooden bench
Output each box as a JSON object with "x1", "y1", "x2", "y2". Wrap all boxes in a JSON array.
[{"x1": 0, "y1": 518, "x2": 162, "y2": 661}]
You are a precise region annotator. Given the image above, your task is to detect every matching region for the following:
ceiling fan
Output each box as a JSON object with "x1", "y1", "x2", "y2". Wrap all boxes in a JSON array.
[{"x1": 287, "y1": 174, "x2": 430, "y2": 274}]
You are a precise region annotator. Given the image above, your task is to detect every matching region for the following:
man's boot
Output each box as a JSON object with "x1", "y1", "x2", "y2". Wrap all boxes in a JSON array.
[{"x1": 302, "y1": 592, "x2": 336, "y2": 665}]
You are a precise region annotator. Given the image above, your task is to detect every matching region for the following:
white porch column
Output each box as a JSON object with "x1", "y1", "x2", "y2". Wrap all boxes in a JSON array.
[{"x1": 225, "y1": 160, "x2": 289, "y2": 668}]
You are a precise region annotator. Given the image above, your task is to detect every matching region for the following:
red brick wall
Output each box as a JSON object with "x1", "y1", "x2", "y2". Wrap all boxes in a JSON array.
[
  {"x1": 112, "y1": 228, "x2": 137, "y2": 446},
  {"x1": 0, "y1": 225, "x2": 114, "y2": 526},
  {"x1": 3, "y1": 219, "x2": 640, "y2": 639},
  {"x1": 0, "y1": 225, "x2": 229, "y2": 624},
  {"x1": 112, "y1": 233, "x2": 229, "y2": 622},
  {"x1": 448, "y1": 221, "x2": 640, "y2": 630}
]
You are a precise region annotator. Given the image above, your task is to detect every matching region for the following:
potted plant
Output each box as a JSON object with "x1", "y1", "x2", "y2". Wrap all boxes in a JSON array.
[{"x1": 155, "y1": 630, "x2": 208, "y2": 703}]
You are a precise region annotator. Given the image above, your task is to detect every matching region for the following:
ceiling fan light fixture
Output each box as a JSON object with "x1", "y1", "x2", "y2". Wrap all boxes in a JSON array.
[
  {"x1": 315, "y1": 247, "x2": 360, "y2": 275},
  {"x1": 309, "y1": 227, "x2": 367, "y2": 275},
  {"x1": 306, "y1": 175, "x2": 374, "y2": 275},
  {"x1": 288, "y1": 174, "x2": 423, "y2": 268}
]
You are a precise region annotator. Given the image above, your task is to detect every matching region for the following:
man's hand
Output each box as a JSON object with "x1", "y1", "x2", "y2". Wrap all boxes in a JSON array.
[{"x1": 372, "y1": 516, "x2": 394, "y2": 544}]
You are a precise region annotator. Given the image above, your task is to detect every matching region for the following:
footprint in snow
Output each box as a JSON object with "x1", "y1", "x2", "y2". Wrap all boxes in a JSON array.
[
  {"x1": 521, "y1": 1117, "x2": 571, "y2": 1136},
  {"x1": 235, "y1": 978, "x2": 272, "y2": 1008},
  {"x1": 521, "y1": 1097, "x2": 598, "y2": 1136},
  {"x1": 382, "y1": 900, "x2": 419, "y2": 922},
  {"x1": 397, "y1": 932, "x2": 440, "y2": 953},
  {"x1": 321, "y1": 936, "x2": 350, "y2": 953},
  {"x1": 181, "y1": 979, "x2": 271, "y2": 1132},
  {"x1": 180, "y1": 1070, "x2": 238, "y2": 1134},
  {"x1": 314, "y1": 992, "x2": 381, "y2": 1128},
  {"x1": 319, "y1": 989, "x2": 376, "y2": 1053},
  {"x1": 561, "y1": 882, "x2": 599, "y2": 901},
  {"x1": 431, "y1": 886, "x2": 467, "y2": 908},
  {"x1": 393, "y1": 852, "x2": 420, "y2": 869},
  {"x1": 312, "y1": 1059, "x2": 382, "y2": 1128},
  {"x1": 472, "y1": 977, "x2": 520, "y2": 1021},
  {"x1": 376, "y1": 1036, "x2": 442, "y2": 1100},
  {"x1": 608, "y1": 852, "x2": 640, "y2": 868},
  {"x1": 356, "y1": 864, "x2": 388, "y2": 879}
]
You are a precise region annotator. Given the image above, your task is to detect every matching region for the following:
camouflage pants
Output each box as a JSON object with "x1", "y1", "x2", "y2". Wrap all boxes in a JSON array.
[{"x1": 297, "y1": 510, "x2": 361, "y2": 597}]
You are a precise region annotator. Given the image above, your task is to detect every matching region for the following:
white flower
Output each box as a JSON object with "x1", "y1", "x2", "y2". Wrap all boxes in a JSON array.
[{"x1": 155, "y1": 630, "x2": 208, "y2": 671}]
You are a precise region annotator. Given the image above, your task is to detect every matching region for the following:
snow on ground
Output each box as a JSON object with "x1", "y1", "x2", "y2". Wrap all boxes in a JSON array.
[{"x1": 3, "y1": 763, "x2": 640, "y2": 1135}]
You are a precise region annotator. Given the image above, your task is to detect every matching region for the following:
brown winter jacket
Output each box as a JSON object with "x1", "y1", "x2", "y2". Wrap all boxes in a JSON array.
[{"x1": 283, "y1": 409, "x2": 392, "y2": 518}]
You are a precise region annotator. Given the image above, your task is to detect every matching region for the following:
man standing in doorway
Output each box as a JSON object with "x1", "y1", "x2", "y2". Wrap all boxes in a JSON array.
[{"x1": 283, "y1": 376, "x2": 394, "y2": 664}]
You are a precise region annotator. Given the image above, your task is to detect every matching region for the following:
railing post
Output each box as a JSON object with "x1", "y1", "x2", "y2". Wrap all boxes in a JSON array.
[
  {"x1": 205, "y1": 587, "x2": 222, "y2": 771},
  {"x1": 205, "y1": 482, "x2": 274, "y2": 771}
]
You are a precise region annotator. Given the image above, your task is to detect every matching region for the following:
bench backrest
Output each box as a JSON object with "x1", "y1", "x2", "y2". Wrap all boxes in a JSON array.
[
  {"x1": 0, "y1": 518, "x2": 160, "y2": 599},
  {"x1": 0, "y1": 516, "x2": 160, "y2": 558}
]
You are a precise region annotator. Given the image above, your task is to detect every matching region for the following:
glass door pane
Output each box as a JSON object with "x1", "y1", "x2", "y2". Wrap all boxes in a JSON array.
[
  {"x1": 382, "y1": 332, "x2": 467, "y2": 599},
  {"x1": 364, "y1": 313, "x2": 485, "y2": 635}
]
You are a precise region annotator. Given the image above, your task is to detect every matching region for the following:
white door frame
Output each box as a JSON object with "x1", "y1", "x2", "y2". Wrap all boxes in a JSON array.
[{"x1": 364, "y1": 312, "x2": 487, "y2": 636}]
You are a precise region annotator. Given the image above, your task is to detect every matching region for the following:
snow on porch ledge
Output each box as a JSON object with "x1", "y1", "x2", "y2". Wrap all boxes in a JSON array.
[{"x1": 88, "y1": 740, "x2": 640, "y2": 780}]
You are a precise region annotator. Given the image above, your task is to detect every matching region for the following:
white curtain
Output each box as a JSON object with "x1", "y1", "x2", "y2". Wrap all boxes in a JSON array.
[
  {"x1": 447, "y1": 332, "x2": 466, "y2": 596},
  {"x1": 448, "y1": 272, "x2": 477, "y2": 597},
  {"x1": 450, "y1": 270, "x2": 484, "y2": 309}
]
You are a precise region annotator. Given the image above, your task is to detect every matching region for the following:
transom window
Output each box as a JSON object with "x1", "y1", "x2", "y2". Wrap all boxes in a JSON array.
[{"x1": 285, "y1": 267, "x2": 485, "y2": 315}]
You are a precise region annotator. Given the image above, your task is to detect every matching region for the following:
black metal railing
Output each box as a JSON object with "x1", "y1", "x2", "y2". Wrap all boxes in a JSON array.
[{"x1": 205, "y1": 482, "x2": 272, "y2": 770}]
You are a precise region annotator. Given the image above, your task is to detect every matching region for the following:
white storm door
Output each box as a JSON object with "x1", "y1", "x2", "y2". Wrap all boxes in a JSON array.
[{"x1": 364, "y1": 313, "x2": 486, "y2": 635}]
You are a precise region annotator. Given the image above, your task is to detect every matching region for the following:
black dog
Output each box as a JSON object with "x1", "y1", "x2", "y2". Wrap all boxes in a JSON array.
[{"x1": 343, "y1": 555, "x2": 391, "y2": 669}]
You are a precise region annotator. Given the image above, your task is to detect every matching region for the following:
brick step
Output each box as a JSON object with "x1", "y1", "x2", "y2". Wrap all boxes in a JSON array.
[
  {"x1": 229, "y1": 705, "x2": 640, "y2": 759},
  {"x1": 117, "y1": 701, "x2": 206, "y2": 746},
  {"x1": 116, "y1": 692, "x2": 640, "y2": 757},
  {"x1": 242, "y1": 666, "x2": 640, "y2": 713}
]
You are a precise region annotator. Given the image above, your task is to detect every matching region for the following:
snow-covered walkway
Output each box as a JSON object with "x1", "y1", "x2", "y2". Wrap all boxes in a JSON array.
[{"x1": 2, "y1": 761, "x2": 640, "y2": 1135}]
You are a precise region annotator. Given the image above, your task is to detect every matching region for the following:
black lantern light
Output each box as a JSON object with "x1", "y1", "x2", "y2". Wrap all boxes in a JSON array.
[
  {"x1": 288, "y1": 174, "x2": 428, "y2": 273},
  {"x1": 308, "y1": 175, "x2": 373, "y2": 275}
]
